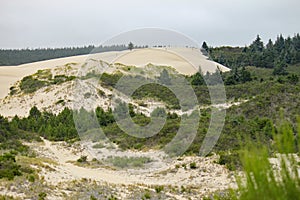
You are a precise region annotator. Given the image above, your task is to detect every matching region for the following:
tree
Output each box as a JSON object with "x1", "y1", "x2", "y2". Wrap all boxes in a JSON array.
[
  {"x1": 128, "y1": 42, "x2": 134, "y2": 51},
  {"x1": 273, "y1": 60, "x2": 288, "y2": 76},
  {"x1": 191, "y1": 72, "x2": 204, "y2": 85},
  {"x1": 240, "y1": 67, "x2": 252, "y2": 83},
  {"x1": 249, "y1": 35, "x2": 264, "y2": 52},
  {"x1": 158, "y1": 69, "x2": 171, "y2": 85},
  {"x1": 202, "y1": 41, "x2": 209, "y2": 52},
  {"x1": 29, "y1": 106, "x2": 41, "y2": 120}
]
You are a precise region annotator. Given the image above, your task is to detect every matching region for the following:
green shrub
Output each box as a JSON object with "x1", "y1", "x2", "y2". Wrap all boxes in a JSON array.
[
  {"x1": 154, "y1": 185, "x2": 164, "y2": 193},
  {"x1": 92, "y1": 143, "x2": 105, "y2": 149},
  {"x1": 189, "y1": 162, "x2": 197, "y2": 169},
  {"x1": 218, "y1": 152, "x2": 241, "y2": 171},
  {"x1": 143, "y1": 192, "x2": 151, "y2": 199},
  {"x1": 105, "y1": 156, "x2": 152, "y2": 169},
  {"x1": 0, "y1": 152, "x2": 22, "y2": 180},
  {"x1": 77, "y1": 155, "x2": 87, "y2": 163},
  {"x1": 38, "y1": 192, "x2": 47, "y2": 200},
  {"x1": 20, "y1": 75, "x2": 47, "y2": 93}
]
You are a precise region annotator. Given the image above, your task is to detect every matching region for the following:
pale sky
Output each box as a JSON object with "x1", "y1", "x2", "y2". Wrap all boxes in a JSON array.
[{"x1": 0, "y1": 0, "x2": 299, "y2": 49}]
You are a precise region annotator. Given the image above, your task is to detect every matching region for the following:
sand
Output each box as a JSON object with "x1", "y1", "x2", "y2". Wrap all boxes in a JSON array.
[
  {"x1": 0, "y1": 47, "x2": 230, "y2": 100},
  {"x1": 113, "y1": 48, "x2": 230, "y2": 75},
  {"x1": 28, "y1": 138, "x2": 236, "y2": 191}
]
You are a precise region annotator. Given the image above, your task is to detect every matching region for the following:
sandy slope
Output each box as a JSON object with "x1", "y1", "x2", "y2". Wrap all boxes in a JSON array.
[
  {"x1": 113, "y1": 48, "x2": 230, "y2": 75},
  {"x1": 29, "y1": 139, "x2": 236, "y2": 193},
  {"x1": 0, "y1": 48, "x2": 229, "y2": 100}
]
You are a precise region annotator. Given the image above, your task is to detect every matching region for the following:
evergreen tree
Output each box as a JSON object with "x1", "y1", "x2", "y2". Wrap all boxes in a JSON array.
[
  {"x1": 128, "y1": 42, "x2": 134, "y2": 51},
  {"x1": 191, "y1": 72, "x2": 205, "y2": 85},
  {"x1": 273, "y1": 60, "x2": 288, "y2": 76},
  {"x1": 202, "y1": 41, "x2": 209, "y2": 52},
  {"x1": 250, "y1": 35, "x2": 264, "y2": 52},
  {"x1": 158, "y1": 69, "x2": 171, "y2": 85}
]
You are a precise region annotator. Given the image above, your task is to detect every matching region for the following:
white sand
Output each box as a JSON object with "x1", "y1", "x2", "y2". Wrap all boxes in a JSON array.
[
  {"x1": 112, "y1": 48, "x2": 230, "y2": 75},
  {"x1": 0, "y1": 48, "x2": 229, "y2": 100},
  {"x1": 29, "y1": 138, "x2": 236, "y2": 192}
]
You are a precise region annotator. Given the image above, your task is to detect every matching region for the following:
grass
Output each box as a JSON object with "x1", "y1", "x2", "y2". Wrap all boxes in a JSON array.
[{"x1": 104, "y1": 156, "x2": 152, "y2": 169}]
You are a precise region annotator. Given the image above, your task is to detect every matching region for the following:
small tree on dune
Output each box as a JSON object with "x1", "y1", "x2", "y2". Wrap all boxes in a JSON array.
[{"x1": 128, "y1": 42, "x2": 134, "y2": 51}]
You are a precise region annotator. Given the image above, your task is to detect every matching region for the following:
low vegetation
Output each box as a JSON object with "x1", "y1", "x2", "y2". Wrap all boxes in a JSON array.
[
  {"x1": 104, "y1": 156, "x2": 152, "y2": 169},
  {"x1": 15, "y1": 69, "x2": 76, "y2": 94}
]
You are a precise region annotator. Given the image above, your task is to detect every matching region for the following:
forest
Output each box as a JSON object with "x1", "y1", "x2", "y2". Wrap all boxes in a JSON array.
[{"x1": 0, "y1": 45, "x2": 128, "y2": 65}]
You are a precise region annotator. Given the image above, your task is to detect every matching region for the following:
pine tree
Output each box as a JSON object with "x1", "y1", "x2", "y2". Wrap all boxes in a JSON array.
[
  {"x1": 158, "y1": 69, "x2": 171, "y2": 85},
  {"x1": 202, "y1": 41, "x2": 209, "y2": 52},
  {"x1": 128, "y1": 42, "x2": 134, "y2": 51}
]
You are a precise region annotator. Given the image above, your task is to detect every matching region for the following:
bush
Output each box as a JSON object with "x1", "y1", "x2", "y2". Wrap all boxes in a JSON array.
[
  {"x1": 218, "y1": 152, "x2": 241, "y2": 171},
  {"x1": 0, "y1": 152, "x2": 22, "y2": 180},
  {"x1": 77, "y1": 155, "x2": 87, "y2": 163},
  {"x1": 154, "y1": 185, "x2": 164, "y2": 193},
  {"x1": 105, "y1": 156, "x2": 152, "y2": 169},
  {"x1": 20, "y1": 75, "x2": 47, "y2": 93},
  {"x1": 38, "y1": 192, "x2": 47, "y2": 200},
  {"x1": 143, "y1": 192, "x2": 151, "y2": 199},
  {"x1": 190, "y1": 162, "x2": 197, "y2": 169}
]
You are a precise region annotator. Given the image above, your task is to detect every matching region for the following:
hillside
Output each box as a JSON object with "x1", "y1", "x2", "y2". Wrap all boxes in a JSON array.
[{"x1": 0, "y1": 45, "x2": 300, "y2": 199}]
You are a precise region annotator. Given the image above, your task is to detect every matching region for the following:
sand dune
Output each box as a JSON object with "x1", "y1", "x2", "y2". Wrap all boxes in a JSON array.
[
  {"x1": 113, "y1": 48, "x2": 230, "y2": 75},
  {"x1": 0, "y1": 47, "x2": 229, "y2": 101}
]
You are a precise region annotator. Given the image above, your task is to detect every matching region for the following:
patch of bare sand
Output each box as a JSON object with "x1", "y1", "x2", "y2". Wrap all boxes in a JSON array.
[{"x1": 28, "y1": 138, "x2": 236, "y2": 195}]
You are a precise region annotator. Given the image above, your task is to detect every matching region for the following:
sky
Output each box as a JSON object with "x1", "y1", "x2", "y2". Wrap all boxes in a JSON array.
[{"x1": 0, "y1": 0, "x2": 299, "y2": 49}]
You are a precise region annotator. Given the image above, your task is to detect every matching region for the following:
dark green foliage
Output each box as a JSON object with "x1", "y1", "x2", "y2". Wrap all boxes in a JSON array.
[
  {"x1": 132, "y1": 83, "x2": 180, "y2": 109},
  {"x1": 0, "y1": 152, "x2": 22, "y2": 180},
  {"x1": 128, "y1": 42, "x2": 134, "y2": 51},
  {"x1": 202, "y1": 41, "x2": 209, "y2": 52},
  {"x1": 209, "y1": 33, "x2": 300, "y2": 69},
  {"x1": 99, "y1": 72, "x2": 122, "y2": 87},
  {"x1": 273, "y1": 60, "x2": 288, "y2": 75},
  {"x1": 19, "y1": 73, "x2": 76, "y2": 94},
  {"x1": 154, "y1": 185, "x2": 164, "y2": 193},
  {"x1": 95, "y1": 107, "x2": 115, "y2": 126},
  {"x1": 224, "y1": 67, "x2": 252, "y2": 85},
  {"x1": 189, "y1": 162, "x2": 197, "y2": 169},
  {"x1": 105, "y1": 156, "x2": 152, "y2": 168},
  {"x1": 218, "y1": 151, "x2": 241, "y2": 171},
  {"x1": 190, "y1": 72, "x2": 205, "y2": 86},
  {"x1": 90, "y1": 195, "x2": 97, "y2": 200},
  {"x1": 108, "y1": 195, "x2": 118, "y2": 200},
  {"x1": 0, "y1": 115, "x2": 38, "y2": 153},
  {"x1": 38, "y1": 192, "x2": 47, "y2": 200},
  {"x1": 14, "y1": 107, "x2": 78, "y2": 141},
  {"x1": 143, "y1": 192, "x2": 151, "y2": 199},
  {"x1": 52, "y1": 75, "x2": 76, "y2": 84},
  {"x1": 20, "y1": 75, "x2": 48, "y2": 93},
  {"x1": 158, "y1": 69, "x2": 171, "y2": 85},
  {"x1": 287, "y1": 73, "x2": 299, "y2": 84},
  {"x1": 77, "y1": 155, "x2": 87, "y2": 163},
  {"x1": 0, "y1": 45, "x2": 129, "y2": 66}
]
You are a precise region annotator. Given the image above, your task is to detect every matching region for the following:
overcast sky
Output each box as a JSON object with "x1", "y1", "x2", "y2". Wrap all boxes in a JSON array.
[{"x1": 0, "y1": 0, "x2": 299, "y2": 49}]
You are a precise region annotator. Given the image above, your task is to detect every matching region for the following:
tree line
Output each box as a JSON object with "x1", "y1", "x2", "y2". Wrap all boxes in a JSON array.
[
  {"x1": 207, "y1": 33, "x2": 300, "y2": 69},
  {"x1": 0, "y1": 45, "x2": 128, "y2": 66}
]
